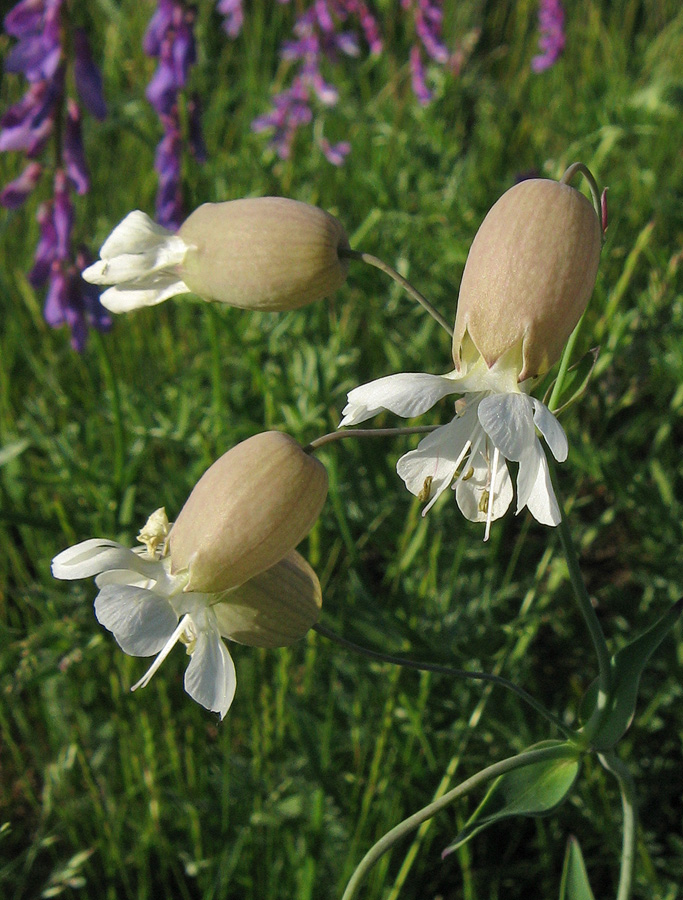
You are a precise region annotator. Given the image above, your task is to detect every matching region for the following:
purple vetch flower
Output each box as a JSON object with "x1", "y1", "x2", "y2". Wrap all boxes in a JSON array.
[
  {"x1": 216, "y1": 0, "x2": 243, "y2": 38},
  {"x1": 409, "y1": 44, "x2": 432, "y2": 105},
  {"x1": 400, "y1": 0, "x2": 451, "y2": 103},
  {"x1": 73, "y1": 28, "x2": 107, "y2": 120},
  {"x1": 531, "y1": 0, "x2": 565, "y2": 72},
  {"x1": 2, "y1": 1, "x2": 109, "y2": 350},
  {"x1": 143, "y1": 0, "x2": 204, "y2": 227},
  {"x1": 0, "y1": 160, "x2": 42, "y2": 208},
  {"x1": 252, "y1": 1, "x2": 382, "y2": 164},
  {"x1": 63, "y1": 99, "x2": 90, "y2": 195}
]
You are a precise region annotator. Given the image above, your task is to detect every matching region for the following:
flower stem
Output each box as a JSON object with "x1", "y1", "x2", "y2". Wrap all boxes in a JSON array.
[
  {"x1": 303, "y1": 425, "x2": 437, "y2": 454},
  {"x1": 340, "y1": 247, "x2": 453, "y2": 336},
  {"x1": 313, "y1": 622, "x2": 574, "y2": 738},
  {"x1": 549, "y1": 459, "x2": 612, "y2": 700},
  {"x1": 560, "y1": 163, "x2": 603, "y2": 229},
  {"x1": 339, "y1": 744, "x2": 577, "y2": 900},
  {"x1": 599, "y1": 753, "x2": 638, "y2": 900}
]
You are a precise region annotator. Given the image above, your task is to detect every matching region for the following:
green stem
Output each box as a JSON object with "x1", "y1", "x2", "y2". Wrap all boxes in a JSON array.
[
  {"x1": 340, "y1": 745, "x2": 575, "y2": 900},
  {"x1": 303, "y1": 425, "x2": 437, "y2": 454},
  {"x1": 314, "y1": 622, "x2": 574, "y2": 739},
  {"x1": 92, "y1": 330, "x2": 125, "y2": 498},
  {"x1": 547, "y1": 317, "x2": 584, "y2": 413},
  {"x1": 340, "y1": 248, "x2": 453, "y2": 337},
  {"x1": 599, "y1": 753, "x2": 637, "y2": 900},
  {"x1": 549, "y1": 460, "x2": 612, "y2": 701},
  {"x1": 560, "y1": 163, "x2": 602, "y2": 227}
]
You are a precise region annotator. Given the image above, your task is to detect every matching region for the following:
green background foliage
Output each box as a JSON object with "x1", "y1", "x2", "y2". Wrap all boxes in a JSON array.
[{"x1": 1, "y1": 1, "x2": 682, "y2": 897}]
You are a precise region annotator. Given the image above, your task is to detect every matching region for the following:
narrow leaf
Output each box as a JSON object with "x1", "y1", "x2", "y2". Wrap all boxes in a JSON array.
[
  {"x1": 442, "y1": 741, "x2": 581, "y2": 857},
  {"x1": 582, "y1": 598, "x2": 683, "y2": 750},
  {"x1": 559, "y1": 836, "x2": 596, "y2": 900}
]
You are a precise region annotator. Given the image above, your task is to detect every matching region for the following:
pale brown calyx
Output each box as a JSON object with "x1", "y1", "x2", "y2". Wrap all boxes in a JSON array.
[
  {"x1": 452, "y1": 178, "x2": 602, "y2": 382},
  {"x1": 179, "y1": 197, "x2": 350, "y2": 311}
]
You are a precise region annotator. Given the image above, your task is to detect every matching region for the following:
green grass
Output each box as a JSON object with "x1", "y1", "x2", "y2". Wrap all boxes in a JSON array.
[{"x1": 2, "y1": 1, "x2": 683, "y2": 898}]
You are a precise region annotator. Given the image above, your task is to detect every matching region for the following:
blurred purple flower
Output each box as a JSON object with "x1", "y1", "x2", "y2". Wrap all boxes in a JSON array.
[
  {"x1": 63, "y1": 99, "x2": 90, "y2": 194},
  {"x1": 253, "y1": 1, "x2": 382, "y2": 164},
  {"x1": 531, "y1": 0, "x2": 565, "y2": 72},
  {"x1": 409, "y1": 44, "x2": 432, "y2": 105},
  {"x1": 2, "y1": 0, "x2": 109, "y2": 350},
  {"x1": 144, "y1": 0, "x2": 203, "y2": 227},
  {"x1": 0, "y1": 160, "x2": 42, "y2": 208},
  {"x1": 73, "y1": 28, "x2": 107, "y2": 119},
  {"x1": 320, "y1": 137, "x2": 350, "y2": 166},
  {"x1": 216, "y1": 0, "x2": 243, "y2": 38}
]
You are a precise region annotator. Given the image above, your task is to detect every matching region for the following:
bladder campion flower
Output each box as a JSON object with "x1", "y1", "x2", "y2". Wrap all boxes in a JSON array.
[
  {"x1": 52, "y1": 432, "x2": 328, "y2": 718},
  {"x1": 82, "y1": 198, "x2": 350, "y2": 314},
  {"x1": 340, "y1": 177, "x2": 601, "y2": 539}
]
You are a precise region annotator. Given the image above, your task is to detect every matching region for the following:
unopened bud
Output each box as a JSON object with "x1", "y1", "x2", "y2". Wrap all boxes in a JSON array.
[
  {"x1": 213, "y1": 550, "x2": 321, "y2": 648},
  {"x1": 179, "y1": 197, "x2": 350, "y2": 310},
  {"x1": 452, "y1": 178, "x2": 601, "y2": 382},
  {"x1": 169, "y1": 432, "x2": 328, "y2": 593}
]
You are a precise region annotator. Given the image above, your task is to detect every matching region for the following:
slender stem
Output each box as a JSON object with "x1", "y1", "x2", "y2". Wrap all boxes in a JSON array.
[
  {"x1": 560, "y1": 163, "x2": 602, "y2": 224},
  {"x1": 340, "y1": 745, "x2": 576, "y2": 900},
  {"x1": 92, "y1": 330, "x2": 125, "y2": 498},
  {"x1": 599, "y1": 753, "x2": 638, "y2": 900},
  {"x1": 314, "y1": 622, "x2": 575, "y2": 738},
  {"x1": 549, "y1": 459, "x2": 612, "y2": 700},
  {"x1": 547, "y1": 317, "x2": 584, "y2": 413},
  {"x1": 340, "y1": 247, "x2": 453, "y2": 336},
  {"x1": 304, "y1": 425, "x2": 437, "y2": 454}
]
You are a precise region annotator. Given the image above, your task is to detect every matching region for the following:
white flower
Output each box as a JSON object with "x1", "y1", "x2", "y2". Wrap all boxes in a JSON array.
[
  {"x1": 339, "y1": 356, "x2": 567, "y2": 540},
  {"x1": 82, "y1": 211, "x2": 190, "y2": 313},
  {"x1": 51, "y1": 527, "x2": 236, "y2": 718},
  {"x1": 52, "y1": 508, "x2": 322, "y2": 719}
]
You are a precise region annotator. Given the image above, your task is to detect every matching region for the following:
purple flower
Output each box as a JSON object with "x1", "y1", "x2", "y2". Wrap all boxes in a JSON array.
[
  {"x1": 29, "y1": 201, "x2": 57, "y2": 287},
  {"x1": 154, "y1": 112, "x2": 184, "y2": 230},
  {"x1": 0, "y1": 79, "x2": 59, "y2": 155},
  {"x1": 409, "y1": 43, "x2": 432, "y2": 105},
  {"x1": 531, "y1": 0, "x2": 565, "y2": 72},
  {"x1": 52, "y1": 169, "x2": 74, "y2": 260},
  {"x1": 73, "y1": 28, "x2": 107, "y2": 120},
  {"x1": 216, "y1": 0, "x2": 243, "y2": 39},
  {"x1": 0, "y1": 160, "x2": 42, "y2": 208},
  {"x1": 319, "y1": 137, "x2": 350, "y2": 166},
  {"x1": 63, "y1": 99, "x2": 90, "y2": 194}
]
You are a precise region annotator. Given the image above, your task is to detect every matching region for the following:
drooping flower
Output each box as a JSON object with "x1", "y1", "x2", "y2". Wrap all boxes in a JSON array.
[
  {"x1": 82, "y1": 198, "x2": 350, "y2": 314},
  {"x1": 52, "y1": 432, "x2": 328, "y2": 718},
  {"x1": 340, "y1": 176, "x2": 602, "y2": 539}
]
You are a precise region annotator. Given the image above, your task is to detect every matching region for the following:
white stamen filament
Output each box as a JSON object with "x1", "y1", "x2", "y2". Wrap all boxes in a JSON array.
[
  {"x1": 484, "y1": 445, "x2": 501, "y2": 542},
  {"x1": 130, "y1": 613, "x2": 193, "y2": 692}
]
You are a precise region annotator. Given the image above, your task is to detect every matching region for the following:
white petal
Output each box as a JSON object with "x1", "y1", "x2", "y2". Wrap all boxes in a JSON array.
[
  {"x1": 397, "y1": 407, "x2": 480, "y2": 514},
  {"x1": 52, "y1": 539, "x2": 158, "y2": 581},
  {"x1": 531, "y1": 398, "x2": 568, "y2": 462},
  {"x1": 340, "y1": 373, "x2": 461, "y2": 427},
  {"x1": 184, "y1": 630, "x2": 237, "y2": 720},
  {"x1": 94, "y1": 584, "x2": 178, "y2": 656},
  {"x1": 99, "y1": 279, "x2": 189, "y2": 313},
  {"x1": 99, "y1": 210, "x2": 176, "y2": 258},
  {"x1": 521, "y1": 449, "x2": 561, "y2": 525},
  {"x1": 455, "y1": 451, "x2": 513, "y2": 523},
  {"x1": 478, "y1": 393, "x2": 536, "y2": 462}
]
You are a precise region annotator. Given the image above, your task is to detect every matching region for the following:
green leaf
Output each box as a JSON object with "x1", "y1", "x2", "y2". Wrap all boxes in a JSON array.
[
  {"x1": 442, "y1": 741, "x2": 581, "y2": 857},
  {"x1": 559, "y1": 836, "x2": 596, "y2": 900},
  {"x1": 581, "y1": 598, "x2": 683, "y2": 751}
]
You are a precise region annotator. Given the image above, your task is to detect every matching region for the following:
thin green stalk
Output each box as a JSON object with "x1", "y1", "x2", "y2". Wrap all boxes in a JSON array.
[
  {"x1": 340, "y1": 247, "x2": 453, "y2": 336},
  {"x1": 314, "y1": 622, "x2": 574, "y2": 739},
  {"x1": 599, "y1": 753, "x2": 637, "y2": 900},
  {"x1": 92, "y1": 330, "x2": 125, "y2": 497},
  {"x1": 340, "y1": 745, "x2": 576, "y2": 900},
  {"x1": 549, "y1": 460, "x2": 612, "y2": 700},
  {"x1": 560, "y1": 163, "x2": 603, "y2": 229},
  {"x1": 547, "y1": 316, "x2": 584, "y2": 413},
  {"x1": 303, "y1": 425, "x2": 437, "y2": 454}
]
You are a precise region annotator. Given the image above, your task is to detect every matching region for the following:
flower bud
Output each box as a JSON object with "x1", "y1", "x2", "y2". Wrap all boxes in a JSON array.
[
  {"x1": 169, "y1": 431, "x2": 328, "y2": 593},
  {"x1": 179, "y1": 197, "x2": 350, "y2": 310},
  {"x1": 213, "y1": 550, "x2": 322, "y2": 648},
  {"x1": 452, "y1": 178, "x2": 601, "y2": 382}
]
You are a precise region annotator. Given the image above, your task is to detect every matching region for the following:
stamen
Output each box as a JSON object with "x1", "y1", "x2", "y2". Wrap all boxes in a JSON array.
[
  {"x1": 130, "y1": 613, "x2": 193, "y2": 692},
  {"x1": 483, "y1": 446, "x2": 501, "y2": 542}
]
